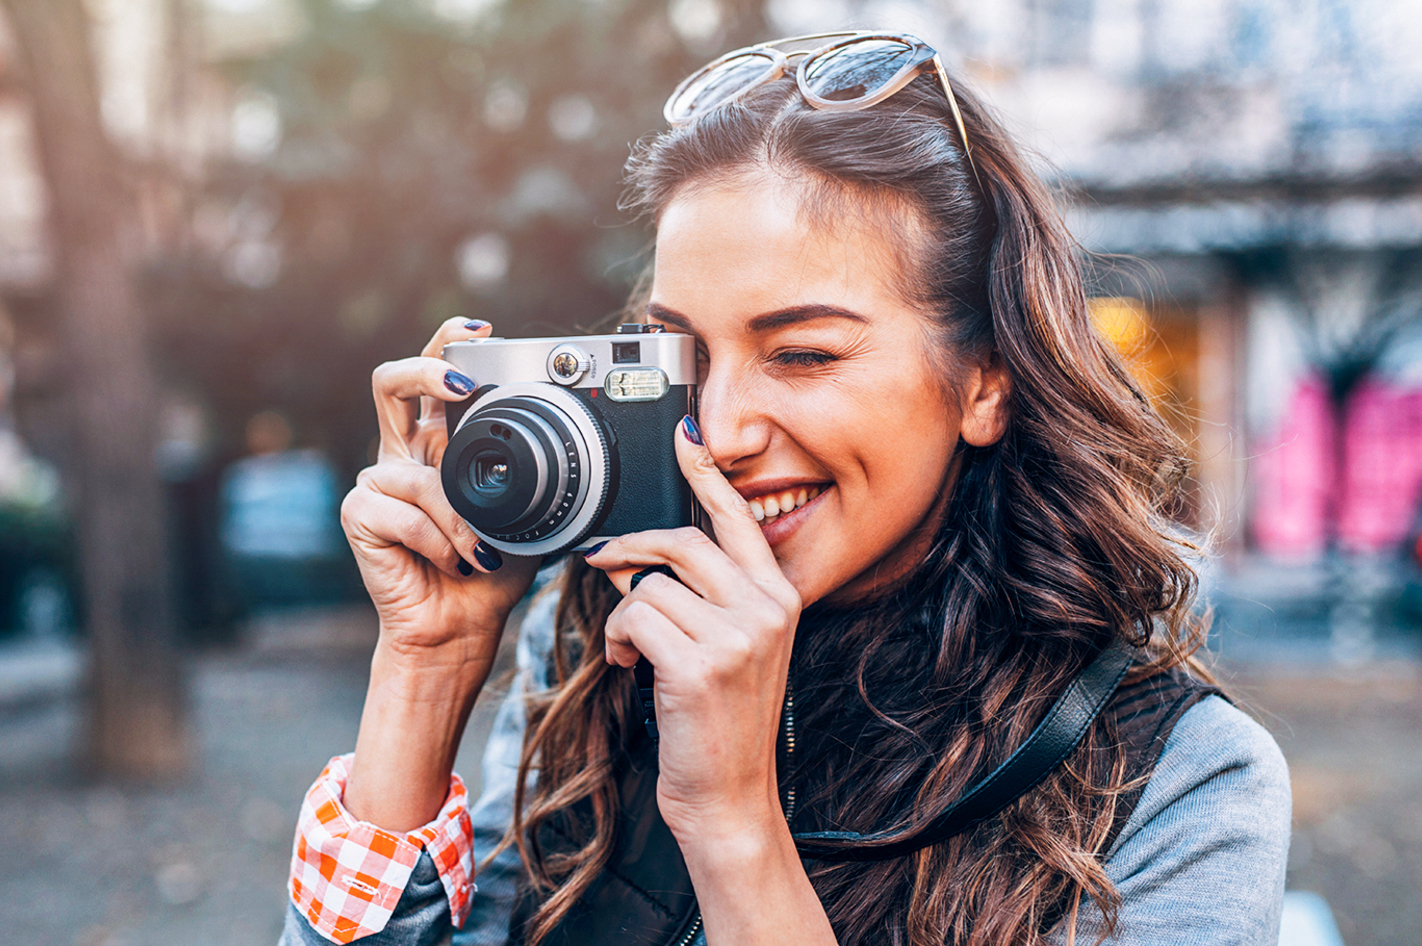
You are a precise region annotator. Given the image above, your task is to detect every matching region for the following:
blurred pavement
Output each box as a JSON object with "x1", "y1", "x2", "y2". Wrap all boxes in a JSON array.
[
  {"x1": 0, "y1": 603, "x2": 1417, "y2": 946},
  {"x1": 0, "y1": 604, "x2": 520, "y2": 946}
]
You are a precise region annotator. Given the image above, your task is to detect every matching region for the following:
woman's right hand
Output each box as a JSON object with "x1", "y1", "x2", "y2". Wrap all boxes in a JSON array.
[
  {"x1": 341, "y1": 317, "x2": 539, "y2": 672},
  {"x1": 342, "y1": 318, "x2": 541, "y2": 831}
]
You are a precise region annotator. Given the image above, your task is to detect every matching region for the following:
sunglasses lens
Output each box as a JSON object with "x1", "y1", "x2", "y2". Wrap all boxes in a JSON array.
[
  {"x1": 667, "y1": 51, "x2": 778, "y2": 123},
  {"x1": 802, "y1": 38, "x2": 919, "y2": 103}
]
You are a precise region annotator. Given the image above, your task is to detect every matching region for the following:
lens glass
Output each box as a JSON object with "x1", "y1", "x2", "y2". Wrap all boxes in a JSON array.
[
  {"x1": 802, "y1": 39, "x2": 917, "y2": 103},
  {"x1": 668, "y1": 51, "x2": 778, "y2": 122},
  {"x1": 472, "y1": 453, "x2": 511, "y2": 496}
]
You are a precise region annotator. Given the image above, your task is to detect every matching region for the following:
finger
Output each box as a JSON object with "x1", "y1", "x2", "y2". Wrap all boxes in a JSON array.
[
  {"x1": 357, "y1": 460, "x2": 479, "y2": 564},
  {"x1": 617, "y1": 567, "x2": 726, "y2": 643},
  {"x1": 342, "y1": 485, "x2": 467, "y2": 579},
  {"x1": 674, "y1": 416, "x2": 780, "y2": 577},
  {"x1": 372, "y1": 356, "x2": 479, "y2": 459},
  {"x1": 586, "y1": 527, "x2": 750, "y2": 605},
  {"x1": 603, "y1": 596, "x2": 695, "y2": 669},
  {"x1": 419, "y1": 318, "x2": 493, "y2": 424},
  {"x1": 420, "y1": 316, "x2": 492, "y2": 359}
]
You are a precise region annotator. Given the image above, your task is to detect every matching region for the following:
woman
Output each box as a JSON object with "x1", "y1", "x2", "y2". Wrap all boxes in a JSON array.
[{"x1": 282, "y1": 32, "x2": 1289, "y2": 946}]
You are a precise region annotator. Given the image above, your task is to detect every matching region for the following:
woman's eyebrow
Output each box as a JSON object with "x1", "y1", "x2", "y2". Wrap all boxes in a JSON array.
[
  {"x1": 645, "y1": 302, "x2": 867, "y2": 333},
  {"x1": 645, "y1": 302, "x2": 692, "y2": 329}
]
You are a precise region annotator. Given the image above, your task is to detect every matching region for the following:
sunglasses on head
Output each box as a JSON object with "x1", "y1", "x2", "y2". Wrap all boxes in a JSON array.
[{"x1": 664, "y1": 31, "x2": 980, "y2": 187}]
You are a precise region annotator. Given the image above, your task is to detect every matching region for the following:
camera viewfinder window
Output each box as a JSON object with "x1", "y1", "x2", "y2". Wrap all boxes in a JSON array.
[{"x1": 613, "y1": 342, "x2": 641, "y2": 364}]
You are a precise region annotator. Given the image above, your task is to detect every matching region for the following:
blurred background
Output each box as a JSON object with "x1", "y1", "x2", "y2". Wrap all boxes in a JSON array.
[{"x1": 0, "y1": 0, "x2": 1416, "y2": 943}]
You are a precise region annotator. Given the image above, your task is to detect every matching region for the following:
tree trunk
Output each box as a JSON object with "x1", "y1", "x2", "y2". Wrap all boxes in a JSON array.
[{"x1": 2, "y1": 0, "x2": 188, "y2": 778}]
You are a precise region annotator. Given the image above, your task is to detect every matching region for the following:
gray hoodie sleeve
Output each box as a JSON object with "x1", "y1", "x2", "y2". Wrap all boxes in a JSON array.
[{"x1": 1053, "y1": 695, "x2": 1293, "y2": 945}]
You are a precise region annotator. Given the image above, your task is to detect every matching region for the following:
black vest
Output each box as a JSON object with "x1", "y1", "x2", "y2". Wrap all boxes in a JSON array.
[{"x1": 510, "y1": 665, "x2": 1221, "y2": 946}]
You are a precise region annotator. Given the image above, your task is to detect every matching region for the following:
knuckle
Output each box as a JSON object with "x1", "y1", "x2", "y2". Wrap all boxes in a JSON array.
[
  {"x1": 719, "y1": 634, "x2": 754, "y2": 667},
  {"x1": 623, "y1": 599, "x2": 656, "y2": 623},
  {"x1": 671, "y1": 526, "x2": 710, "y2": 548},
  {"x1": 690, "y1": 448, "x2": 720, "y2": 476},
  {"x1": 339, "y1": 489, "x2": 363, "y2": 532},
  {"x1": 371, "y1": 360, "x2": 398, "y2": 392},
  {"x1": 716, "y1": 492, "x2": 753, "y2": 520}
]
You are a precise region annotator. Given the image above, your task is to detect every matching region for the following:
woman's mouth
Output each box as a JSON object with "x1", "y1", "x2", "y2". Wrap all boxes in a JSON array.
[{"x1": 748, "y1": 485, "x2": 823, "y2": 526}]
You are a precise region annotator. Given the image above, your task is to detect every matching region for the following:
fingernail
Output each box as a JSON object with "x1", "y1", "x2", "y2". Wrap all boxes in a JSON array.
[
  {"x1": 583, "y1": 540, "x2": 609, "y2": 559},
  {"x1": 445, "y1": 369, "x2": 476, "y2": 395},
  {"x1": 463, "y1": 319, "x2": 490, "y2": 332},
  {"x1": 457, "y1": 558, "x2": 474, "y2": 576},
  {"x1": 681, "y1": 415, "x2": 703, "y2": 446},
  {"x1": 473, "y1": 540, "x2": 502, "y2": 571}
]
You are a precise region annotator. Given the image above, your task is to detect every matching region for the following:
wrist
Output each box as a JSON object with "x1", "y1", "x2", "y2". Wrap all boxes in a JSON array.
[
  {"x1": 665, "y1": 796, "x2": 787, "y2": 864},
  {"x1": 369, "y1": 634, "x2": 493, "y2": 702},
  {"x1": 345, "y1": 643, "x2": 491, "y2": 831}
]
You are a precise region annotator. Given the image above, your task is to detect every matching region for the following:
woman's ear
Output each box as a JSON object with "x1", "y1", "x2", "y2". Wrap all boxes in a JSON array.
[{"x1": 958, "y1": 351, "x2": 1011, "y2": 447}]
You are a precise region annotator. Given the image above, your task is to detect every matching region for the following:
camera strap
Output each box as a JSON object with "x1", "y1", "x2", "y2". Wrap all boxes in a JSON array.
[
  {"x1": 628, "y1": 565, "x2": 677, "y2": 743},
  {"x1": 790, "y1": 637, "x2": 1136, "y2": 862}
]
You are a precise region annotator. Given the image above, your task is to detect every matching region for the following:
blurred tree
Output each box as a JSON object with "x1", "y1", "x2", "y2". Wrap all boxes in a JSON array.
[
  {"x1": 150, "y1": 0, "x2": 769, "y2": 482},
  {"x1": 1, "y1": 0, "x2": 187, "y2": 777}
]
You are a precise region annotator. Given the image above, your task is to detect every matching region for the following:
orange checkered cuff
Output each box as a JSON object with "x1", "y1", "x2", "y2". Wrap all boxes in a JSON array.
[{"x1": 288, "y1": 753, "x2": 476, "y2": 943}]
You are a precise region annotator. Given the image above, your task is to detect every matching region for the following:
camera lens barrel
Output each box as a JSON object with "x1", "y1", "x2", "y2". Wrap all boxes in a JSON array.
[{"x1": 443, "y1": 383, "x2": 611, "y2": 556}]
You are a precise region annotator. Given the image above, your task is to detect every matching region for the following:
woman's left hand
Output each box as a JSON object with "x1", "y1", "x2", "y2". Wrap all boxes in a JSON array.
[{"x1": 584, "y1": 416, "x2": 802, "y2": 844}]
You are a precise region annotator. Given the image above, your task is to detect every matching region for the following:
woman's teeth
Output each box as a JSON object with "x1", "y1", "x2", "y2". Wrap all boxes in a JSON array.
[{"x1": 748, "y1": 486, "x2": 821, "y2": 523}]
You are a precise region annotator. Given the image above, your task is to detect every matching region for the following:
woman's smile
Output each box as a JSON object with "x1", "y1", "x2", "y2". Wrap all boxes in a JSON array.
[{"x1": 735, "y1": 479, "x2": 832, "y2": 544}]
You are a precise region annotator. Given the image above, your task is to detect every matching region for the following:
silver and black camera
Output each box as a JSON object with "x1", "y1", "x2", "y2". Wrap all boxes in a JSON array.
[{"x1": 441, "y1": 324, "x2": 699, "y2": 556}]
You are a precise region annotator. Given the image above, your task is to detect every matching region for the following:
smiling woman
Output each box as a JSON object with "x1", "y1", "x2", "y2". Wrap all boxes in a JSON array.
[{"x1": 279, "y1": 30, "x2": 1290, "y2": 946}]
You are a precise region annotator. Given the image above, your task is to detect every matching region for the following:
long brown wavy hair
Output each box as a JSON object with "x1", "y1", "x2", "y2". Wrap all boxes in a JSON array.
[{"x1": 495, "y1": 66, "x2": 1210, "y2": 946}]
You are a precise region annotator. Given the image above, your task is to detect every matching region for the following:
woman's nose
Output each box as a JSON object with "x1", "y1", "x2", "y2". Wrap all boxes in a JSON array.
[{"x1": 695, "y1": 364, "x2": 772, "y2": 471}]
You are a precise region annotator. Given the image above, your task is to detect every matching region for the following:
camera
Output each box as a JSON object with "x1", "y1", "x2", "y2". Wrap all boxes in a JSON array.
[{"x1": 441, "y1": 324, "x2": 699, "y2": 556}]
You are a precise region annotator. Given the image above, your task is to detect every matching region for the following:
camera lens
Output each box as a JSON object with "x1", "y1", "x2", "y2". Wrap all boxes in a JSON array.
[
  {"x1": 472, "y1": 454, "x2": 511, "y2": 495},
  {"x1": 442, "y1": 385, "x2": 612, "y2": 555}
]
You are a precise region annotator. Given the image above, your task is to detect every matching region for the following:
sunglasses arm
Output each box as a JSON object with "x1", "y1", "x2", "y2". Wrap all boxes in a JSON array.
[{"x1": 931, "y1": 54, "x2": 984, "y2": 193}]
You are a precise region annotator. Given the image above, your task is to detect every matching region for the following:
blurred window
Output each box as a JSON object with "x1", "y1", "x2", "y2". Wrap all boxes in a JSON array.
[{"x1": 219, "y1": 448, "x2": 341, "y2": 560}]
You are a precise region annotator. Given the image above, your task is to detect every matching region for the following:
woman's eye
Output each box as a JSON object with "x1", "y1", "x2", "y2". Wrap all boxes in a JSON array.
[{"x1": 773, "y1": 349, "x2": 837, "y2": 368}]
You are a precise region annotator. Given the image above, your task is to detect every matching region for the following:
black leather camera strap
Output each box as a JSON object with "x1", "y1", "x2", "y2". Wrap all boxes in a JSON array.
[{"x1": 790, "y1": 637, "x2": 1136, "y2": 862}]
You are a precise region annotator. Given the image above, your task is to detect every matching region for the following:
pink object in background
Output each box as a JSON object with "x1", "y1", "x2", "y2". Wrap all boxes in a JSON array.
[
  {"x1": 1252, "y1": 375, "x2": 1335, "y2": 558},
  {"x1": 1335, "y1": 379, "x2": 1422, "y2": 552}
]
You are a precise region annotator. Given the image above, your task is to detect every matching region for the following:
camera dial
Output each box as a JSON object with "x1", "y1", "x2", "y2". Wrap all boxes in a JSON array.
[
  {"x1": 546, "y1": 343, "x2": 591, "y2": 386},
  {"x1": 442, "y1": 382, "x2": 611, "y2": 556}
]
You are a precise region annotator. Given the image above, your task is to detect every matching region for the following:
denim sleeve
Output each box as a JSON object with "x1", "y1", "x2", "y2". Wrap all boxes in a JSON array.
[
  {"x1": 280, "y1": 851, "x2": 454, "y2": 946},
  {"x1": 1053, "y1": 695, "x2": 1293, "y2": 945},
  {"x1": 456, "y1": 582, "x2": 555, "y2": 944}
]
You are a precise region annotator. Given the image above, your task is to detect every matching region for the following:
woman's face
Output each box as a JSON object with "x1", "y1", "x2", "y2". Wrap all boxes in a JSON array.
[{"x1": 648, "y1": 173, "x2": 1008, "y2": 607}]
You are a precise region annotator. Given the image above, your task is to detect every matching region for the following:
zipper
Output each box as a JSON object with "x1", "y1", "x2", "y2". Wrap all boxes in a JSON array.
[
  {"x1": 668, "y1": 682, "x2": 796, "y2": 946},
  {"x1": 781, "y1": 679, "x2": 797, "y2": 823},
  {"x1": 671, "y1": 912, "x2": 703, "y2": 946}
]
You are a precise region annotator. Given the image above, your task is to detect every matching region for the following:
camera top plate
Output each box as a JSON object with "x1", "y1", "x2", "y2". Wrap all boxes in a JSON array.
[{"x1": 442, "y1": 332, "x2": 697, "y2": 391}]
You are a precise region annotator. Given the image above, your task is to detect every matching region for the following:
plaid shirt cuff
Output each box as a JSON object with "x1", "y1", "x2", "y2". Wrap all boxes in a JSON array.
[{"x1": 288, "y1": 753, "x2": 476, "y2": 943}]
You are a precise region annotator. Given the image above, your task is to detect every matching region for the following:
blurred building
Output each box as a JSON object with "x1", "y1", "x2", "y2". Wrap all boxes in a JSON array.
[
  {"x1": 773, "y1": 0, "x2": 1422, "y2": 644},
  {"x1": 0, "y1": 0, "x2": 1419, "y2": 641}
]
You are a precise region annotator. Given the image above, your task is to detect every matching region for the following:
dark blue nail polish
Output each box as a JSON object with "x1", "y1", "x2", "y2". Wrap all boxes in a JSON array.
[
  {"x1": 457, "y1": 559, "x2": 473, "y2": 576},
  {"x1": 681, "y1": 415, "x2": 703, "y2": 446},
  {"x1": 583, "y1": 540, "x2": 609, "y2": 559},
  {"x1": 463, "y1": 319, "x2": 490, "y2": 332},
  {"x1": 473, "y1": 541, "x2": 502, "y2": 571},
  {"x1": 445, "y1": 369, "x2": 476, "y2": 396}
]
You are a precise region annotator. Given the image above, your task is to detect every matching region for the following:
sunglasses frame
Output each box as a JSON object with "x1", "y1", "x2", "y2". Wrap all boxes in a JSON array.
[{"x1": 664, "y1": 31, "x2": 979, "y2": 187}]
